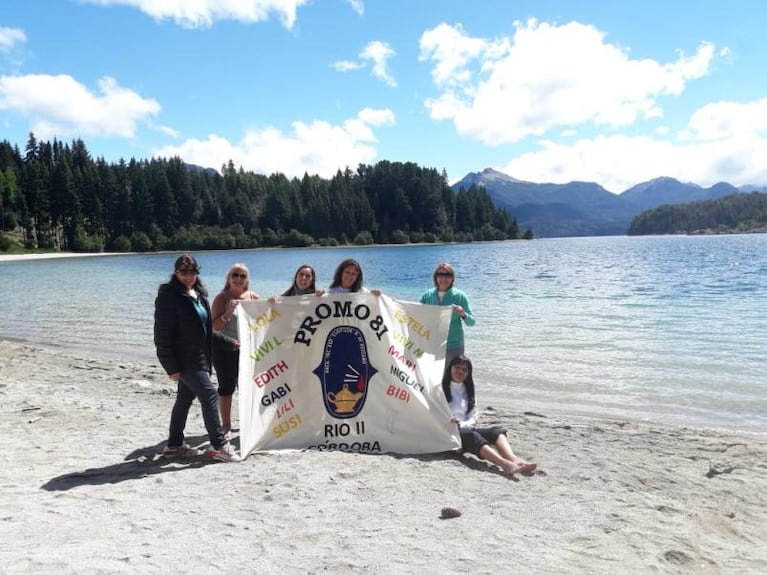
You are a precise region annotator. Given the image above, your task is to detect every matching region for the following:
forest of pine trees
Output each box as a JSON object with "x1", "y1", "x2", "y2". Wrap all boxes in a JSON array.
[
  {"x1": 628, "y1": 191, "x2": 767, "y2": 235},
  {"x1": 0, "y1": 134, "x2": 529, "y2": 253}
]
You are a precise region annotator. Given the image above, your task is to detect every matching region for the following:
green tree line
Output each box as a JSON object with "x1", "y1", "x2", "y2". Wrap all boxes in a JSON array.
[
  {"x1": 0, "y1": 134, "x2": 529, "y2": 253},
  {"x1": 627, "y1": 192, "x2": 767, "y2": 235}
]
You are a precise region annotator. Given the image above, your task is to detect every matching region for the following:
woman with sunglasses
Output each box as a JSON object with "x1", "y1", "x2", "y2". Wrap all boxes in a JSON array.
[
  {"x1": 420, "y1": 262, "x2": 475, "y2": 367},
  {"x1": 211, "y1": 263, "x2": 260, "y2": 439},
  {"x1": 154, "y1": 254, "x2": 240, "y2": 462},
  {"x1": 444, "y1": 355, "x2": 536, "y2": 476}
]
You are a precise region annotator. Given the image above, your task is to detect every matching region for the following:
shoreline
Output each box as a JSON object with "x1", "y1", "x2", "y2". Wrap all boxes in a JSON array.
[
  {"x1": 0, "y1": 251, "x2": 128, "y2": 262},
  {"x1": 2, "y1": 338, "x2": 766, "y2": 573},
  {"x1": 2, "y1": 334, "x2": 764, "y2": 438},
  {"x1": 0, "y1": 239, "x2": 516, "y2": 264}
]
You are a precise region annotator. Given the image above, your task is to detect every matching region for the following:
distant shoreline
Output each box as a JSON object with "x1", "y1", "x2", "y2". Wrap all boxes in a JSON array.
[
  {"x1": 0, "y1": 241, "x2": 463, "y2": 263},
  {"x1": 0, "y1": 251, "x2": 127, "y2": 263}
]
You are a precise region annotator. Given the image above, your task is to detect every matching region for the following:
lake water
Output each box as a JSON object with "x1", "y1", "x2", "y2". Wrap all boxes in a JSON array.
[{"x1": 1, "y1": 235, "x2": 765, "y2": 432}]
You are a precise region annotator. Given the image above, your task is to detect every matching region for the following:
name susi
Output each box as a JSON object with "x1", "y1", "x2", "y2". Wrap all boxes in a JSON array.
[{"x1": 293, "y1": 300, "x2": 388, "y2": 346}]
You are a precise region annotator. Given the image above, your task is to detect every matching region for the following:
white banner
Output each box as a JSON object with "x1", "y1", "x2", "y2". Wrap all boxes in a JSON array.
[{"x1": 236, "y1": 294, "x2": 460, "y2": 458}]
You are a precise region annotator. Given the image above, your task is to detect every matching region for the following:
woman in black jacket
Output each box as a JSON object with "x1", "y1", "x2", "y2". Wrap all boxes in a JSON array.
[{"x1": 154, "y1": 254, "x2": 239, "y2": 463}]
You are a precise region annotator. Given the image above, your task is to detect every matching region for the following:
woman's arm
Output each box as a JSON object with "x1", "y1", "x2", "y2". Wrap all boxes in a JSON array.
[
  {"x1": 453, "y1": 291, "x2": 475, "y2": 326},
  {"x1": 210, "y1": 292, "x2": 230, "y2": 332},
  {"x1": 153, "y1": 291, "x2": 180, "y2": 375}
]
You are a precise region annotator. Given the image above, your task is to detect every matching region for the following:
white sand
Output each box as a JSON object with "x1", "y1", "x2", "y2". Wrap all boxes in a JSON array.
[{"x1": 1, "y1": 339, "x2": 765, "y2": 574}]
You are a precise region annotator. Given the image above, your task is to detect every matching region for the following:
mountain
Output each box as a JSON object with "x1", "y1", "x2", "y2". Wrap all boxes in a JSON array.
[
  {"x1": 452, "y1": 168, "x2": 746, "y2": 237},
  {"x1": 184, "y1": 162, "x2": 219, "y2": 176},
  {"x1": 739, "y1": 184, "x2": 767, "y2": 193},
  {"x1": 453, "y1": 168, "x2": 636, "y2": 237},
  {"x1": 620, "y1": 177, "x2": 739, "y2": 211}
]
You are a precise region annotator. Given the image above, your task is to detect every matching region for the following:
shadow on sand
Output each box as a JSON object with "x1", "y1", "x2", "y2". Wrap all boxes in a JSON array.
[{"x1": 40, "y1": 434, "x2": 222, "y2": 491}]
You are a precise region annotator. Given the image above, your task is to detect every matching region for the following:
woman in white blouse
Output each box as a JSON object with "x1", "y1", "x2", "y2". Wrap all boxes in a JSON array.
[{"x1": 443, "y1": 355, "x2": 537, "y2": 476}]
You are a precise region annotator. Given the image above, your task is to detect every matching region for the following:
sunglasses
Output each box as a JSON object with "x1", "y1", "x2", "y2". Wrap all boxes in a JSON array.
[
  {"x1": 231, "y1": 273, "x2": 248, "y2": 279},
  {"x1": 436, "y1": 272, "x2": 453, "y2": 278},
  {"x1": 177, "y1": 269, "x2": 199, "y2": 276}
]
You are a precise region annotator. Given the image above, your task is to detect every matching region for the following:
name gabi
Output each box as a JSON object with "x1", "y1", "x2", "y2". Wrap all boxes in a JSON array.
[
  {"x1": 293, "y1": 300, "x2": 388, "y2": 346},
  {"x1": 261, "y1": 382, "x2": 292, "y2": 406}
]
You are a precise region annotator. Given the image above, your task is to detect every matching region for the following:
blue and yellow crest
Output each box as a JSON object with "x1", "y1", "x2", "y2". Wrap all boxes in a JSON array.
[{"x1": 313, "y1": 325, "x2": 378, "y2": 419}]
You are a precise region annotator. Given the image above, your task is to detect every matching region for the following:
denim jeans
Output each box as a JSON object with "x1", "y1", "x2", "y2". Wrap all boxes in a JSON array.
[{"x1": 168, "y1": 369, "x2": 225, "y2": 449}]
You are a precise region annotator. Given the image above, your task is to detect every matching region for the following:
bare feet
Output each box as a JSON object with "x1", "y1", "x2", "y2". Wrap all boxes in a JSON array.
[
  {"x1": 501, "y1": 461, "x2": 519, "y2": 476},
  {"x1": 501, "y1": 461, "x2": 537, "y2": 476}
]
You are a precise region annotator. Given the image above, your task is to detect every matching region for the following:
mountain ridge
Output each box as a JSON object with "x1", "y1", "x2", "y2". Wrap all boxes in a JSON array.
[{"x1": 452, "y1": 168, "x2": 752, "y2": 237}]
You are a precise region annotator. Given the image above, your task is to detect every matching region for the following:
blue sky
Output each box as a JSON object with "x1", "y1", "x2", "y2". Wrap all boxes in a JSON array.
[{"x1": 1, "y1": 0, "x2": 766, "y2": 193}]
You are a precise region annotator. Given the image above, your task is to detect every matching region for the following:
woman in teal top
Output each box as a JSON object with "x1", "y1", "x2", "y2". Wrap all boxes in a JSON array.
[{"x1": 419, "y1": 262, "x2": 475, "y2": 366}]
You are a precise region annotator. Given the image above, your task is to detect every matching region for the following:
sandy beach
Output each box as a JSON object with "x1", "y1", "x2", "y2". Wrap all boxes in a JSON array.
[{"x1": 0, "y1": 339, "x2": 765, "y2": 574}]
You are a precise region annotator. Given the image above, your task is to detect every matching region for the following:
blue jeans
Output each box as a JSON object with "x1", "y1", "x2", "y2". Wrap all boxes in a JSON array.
[{"x1": 168, "y1": 370, "x2": 226, "y2": 449}]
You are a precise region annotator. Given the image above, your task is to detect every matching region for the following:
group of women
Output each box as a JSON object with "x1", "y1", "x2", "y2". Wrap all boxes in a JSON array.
[{"x1": 154, "y1": 255, "x2": 536, "y2": 475}]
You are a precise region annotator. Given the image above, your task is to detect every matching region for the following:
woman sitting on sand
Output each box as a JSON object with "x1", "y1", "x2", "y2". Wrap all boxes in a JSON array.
[{"x1": 443, "y1": 355, "x2": 536, "y2": 476}]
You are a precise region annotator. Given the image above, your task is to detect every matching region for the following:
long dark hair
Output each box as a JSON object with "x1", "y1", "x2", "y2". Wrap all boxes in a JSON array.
[
  {"x1": 282, "y1": 264, "x2": 316, "y2": 296},
  {"x1": 329, "y1": 258, "x2": 363, "y2": 292},
  {"x1": 442, "y1": 355, "x2": 475, "y2": 415},
  {"x1": 159, "y1": 254, "x2": 207, "y2": 297}
]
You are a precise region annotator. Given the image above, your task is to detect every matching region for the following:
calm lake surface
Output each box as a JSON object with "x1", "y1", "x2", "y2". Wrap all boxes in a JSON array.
[{"x1": 1, "y1": 235, "x2": 765, "y2": 432}]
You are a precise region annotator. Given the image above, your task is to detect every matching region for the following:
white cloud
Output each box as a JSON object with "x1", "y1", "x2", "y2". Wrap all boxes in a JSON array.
[
  {"x1": 0, "y1": 74, "x2": 161, "y2": 138},
  {"x1": 357, "y1": 107, "x2": 395, "y2": 126},
  {"x1": 685, "y1": 98, "x2": 767, "y2": 141},
  {"x1": 496, "y1": 97, "x2": 767, "y2": 192},
  {"x1": 156, "y1": 124, "x2": 181, "y2": 138},
  {"x1": 419, "y1": 19, "x2": 717, "y2": 145},
  {"x1": 333, "y1": 41, "x2": 397, "y2": 87},
  {"x1": 360, "y1": 41, "x2": 396, "y2": 87},
  {"x1": 501, "y1": 121, "x2": 767, "y2": 193},
  {"x1": 153, "y1": 108, "x2": 395, "y2": 177},
  {"x1": 332, "y1": 60, "x2": 363, "y2": 72},
  {"x1": 346, "y1": 0, "x2": 364, "y2": 16},
  {"x1": 419, "y1": 22, "x2": 493, "y2": 86},
  {"x1": 0, "y1": 27, "x2": 26, "y2": 52},
  {"x1": 81, "y1": 0, "x2": 309, "y2": 29}
]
